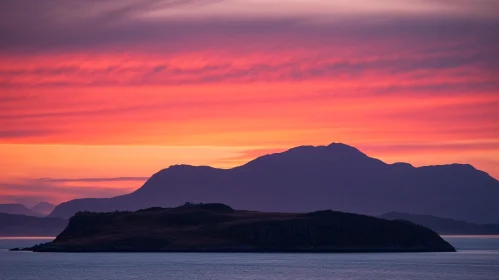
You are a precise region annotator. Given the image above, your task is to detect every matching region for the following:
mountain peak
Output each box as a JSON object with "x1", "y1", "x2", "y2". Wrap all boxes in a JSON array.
[
  {"x1": 31, "y1": 201, "x2": 56, "y2": 216},
  {"x1": 326, "y1": 142, "x2": 366, "y2": 155},
  {"x1": 327, "y1": 142, "x2": 355, "y2": 148},
  {"x1": 33, "y1": 201, "x2": 54, "y2": 207},
  {"x1": 240, "y1": 142, "x2": 377, "y2": 171},
  {"x1": 48, "y1": 142, "x2": 499, "y2": 224},
  {"x1": 283, "y1": 142, "x2": 366, "y2": 155}
]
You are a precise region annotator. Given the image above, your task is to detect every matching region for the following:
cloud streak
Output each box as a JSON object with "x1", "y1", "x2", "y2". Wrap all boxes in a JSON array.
[
  {"x1": 37, "y1": 177, "x2": 149, "y2": 183},
  {"x1": 0, "y1": 176, "x2": 145, "y2": 206},
  {"x1": 1, "y1": 48, "x2": 498, "y2": 87},
  {"x1": 1, "y1": 0, "x2": 498, "y2": 53}
]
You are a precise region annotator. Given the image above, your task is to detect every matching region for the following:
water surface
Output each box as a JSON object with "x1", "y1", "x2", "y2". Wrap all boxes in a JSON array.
[{"x1": 0, "y1": 236, "x2": 498, "y2": 280}]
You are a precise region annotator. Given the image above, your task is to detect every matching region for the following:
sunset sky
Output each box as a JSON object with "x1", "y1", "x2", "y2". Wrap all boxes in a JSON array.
[{"x1": 1, "y1": 0, "x2": 498, "y2": 206}]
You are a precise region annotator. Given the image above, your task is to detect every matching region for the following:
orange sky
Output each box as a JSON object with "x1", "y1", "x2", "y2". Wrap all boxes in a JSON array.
[{"x1": 1, "y1": 0, "x2": 498, "y2": 206}]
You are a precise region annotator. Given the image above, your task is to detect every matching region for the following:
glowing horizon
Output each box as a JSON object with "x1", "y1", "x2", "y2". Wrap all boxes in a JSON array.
[{"x1": 1, "y1": 0, "x2": 498, "y2": 206}]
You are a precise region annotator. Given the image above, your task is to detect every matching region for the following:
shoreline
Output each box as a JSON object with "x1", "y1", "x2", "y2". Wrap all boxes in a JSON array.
[
  {"x1": 3, "y1": 234, "x2": 499, "y2": 240},
  {"x1": 0, "y1": 236, "x2": 55, "y2": 240}
]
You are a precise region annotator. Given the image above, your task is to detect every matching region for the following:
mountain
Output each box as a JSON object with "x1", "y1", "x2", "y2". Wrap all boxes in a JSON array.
[
  {"x1": 0, "y1": 213, "x2": 68, "y2": 237},
  {"x1": 22, "y1": 203, "x2": 455, "y2": 253},
  {"x1": 49, "y1": 143, "x2": 499, "y2": 223},
  {"x1": 379, "y1": 212, "x2": 499, "y2": 235},
  {"x1": 30, "y1": 202, "x2": 56, "y2": 216},
  {"x1": 0, "y1": 203, "x2": 39, "y2": 216}
]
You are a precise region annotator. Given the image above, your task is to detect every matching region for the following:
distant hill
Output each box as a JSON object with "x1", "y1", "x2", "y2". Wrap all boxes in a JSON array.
[
  {"x1": 49, "y1": 142, "x2": 499, "y2": 224},
  {"x1": 0, "y1": 213, "x2": 67, "y2": 237},
  {"x1": 30, "y1": 202, "x2": 56, "y2": 216},
  {"x1": 0, "y1": 204, "x2": 39, "y2": 216},
  {"x1": 24, "y1": 204, "x2": 455, "y2": 252},
  {"x1": 379, "y1": 212, "x2": 499, "y2": 235}
]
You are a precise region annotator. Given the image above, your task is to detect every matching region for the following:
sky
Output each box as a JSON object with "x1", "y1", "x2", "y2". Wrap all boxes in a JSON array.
[{"x1": 1, "y1": 0, "x2": 498, "y2": 206}]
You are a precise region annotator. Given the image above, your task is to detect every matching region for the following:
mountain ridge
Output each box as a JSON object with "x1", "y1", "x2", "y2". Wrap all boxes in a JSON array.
[
  {"x1": 379, "y1": 212, "x2": 499, "y2": 235},
  {"x1": 0, "y1": 213, "x2": 67, "y2": 237},
  {"x1": 48, "y1": 142, "x2": 499, "y2": 223},
  {"x1": 31, "y1": 202, "x2": 56, "y2": 216},
  {"x1": 0, "y1": 203, "x2": 39, "y2": 217}
]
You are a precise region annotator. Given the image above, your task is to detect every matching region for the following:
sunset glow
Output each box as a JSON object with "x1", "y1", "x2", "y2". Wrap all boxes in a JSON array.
[{"x1": 1, "y1": 0, "x2": 498, "y2": 206}]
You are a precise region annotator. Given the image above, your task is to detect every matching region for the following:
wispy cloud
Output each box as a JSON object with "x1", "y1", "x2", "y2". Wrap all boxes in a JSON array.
[
  {"x1": 0, "y1": 129, "x2": 54, "y2": 139},
  {"x1": 1, "y1": 0, "x2": 498, "y2": 53},
  {"x1": 1, "y1": 47, "x2": 498, "y2": 87},
  {"x1": 37, "y1": 177, "x2": 149, "y2": 183},
  {"x1": 0, "y1": 176, "x2": 148, "y2": 205}
]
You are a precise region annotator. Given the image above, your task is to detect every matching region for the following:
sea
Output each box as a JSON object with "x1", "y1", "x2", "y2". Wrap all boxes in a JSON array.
[{"x1": 0, "y1": 236, "x2": 498, "y2": 280}]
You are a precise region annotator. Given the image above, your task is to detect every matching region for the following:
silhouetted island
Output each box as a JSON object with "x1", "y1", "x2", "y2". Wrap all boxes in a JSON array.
[{"x1": 23, "y1": 203, "x2": 455, "y2": 253}]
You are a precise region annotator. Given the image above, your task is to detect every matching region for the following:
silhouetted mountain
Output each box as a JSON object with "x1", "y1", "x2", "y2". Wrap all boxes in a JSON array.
[
  {"x1": 0, "y1": 213, "x2": 67, "y2": 237},
  {"x1": 30, "y1": 202, "x2": 56, "y2": 216},
  {"x1": 49, "y1": 143, "x2": 499, "y2": 223},
  {"x1": 0, "y1": 203, "x2": 39, "y2": 216},
  {"x1": 24, "y1": 204, "x2": 455, "y2": 252},
  {"x1": 379, "y1": 212, "x2": 499, "y2": 235}
]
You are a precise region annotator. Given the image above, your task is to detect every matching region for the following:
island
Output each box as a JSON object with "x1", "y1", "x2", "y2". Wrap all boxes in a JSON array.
[{"x1": 21, "y1": 203, "x2": 456, "y2": 253}]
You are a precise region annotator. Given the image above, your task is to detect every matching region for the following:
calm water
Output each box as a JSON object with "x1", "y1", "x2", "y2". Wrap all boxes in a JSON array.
[{"x1": 1, "y1": 236, "x2": 498, "y2": 280}]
